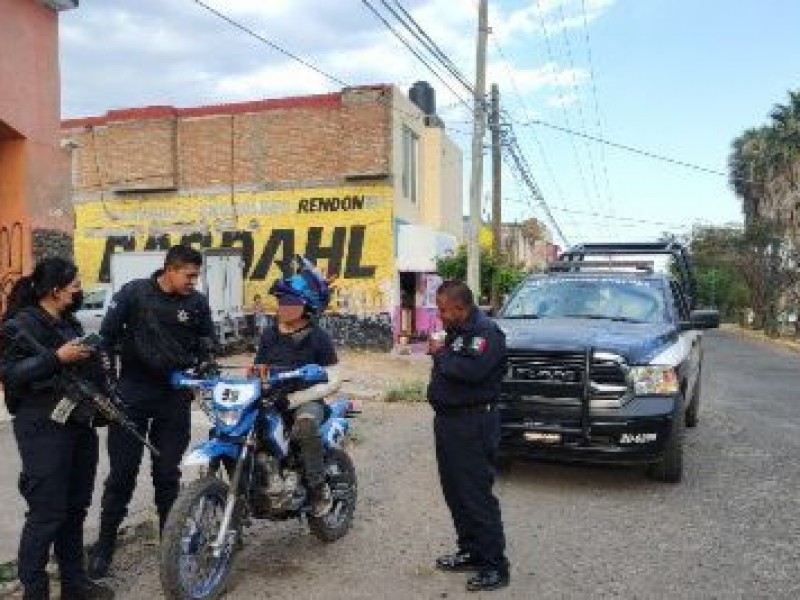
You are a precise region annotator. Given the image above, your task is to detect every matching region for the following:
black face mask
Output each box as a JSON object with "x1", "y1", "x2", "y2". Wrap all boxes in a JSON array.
[{"x1": 66, "y1": 290, "x2": 84, "y2": 313}]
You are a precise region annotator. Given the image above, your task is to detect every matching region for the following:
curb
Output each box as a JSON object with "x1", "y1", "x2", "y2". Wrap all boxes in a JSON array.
[{"x1": 721, "y1": 324, "x2": 800, "y2": 354}]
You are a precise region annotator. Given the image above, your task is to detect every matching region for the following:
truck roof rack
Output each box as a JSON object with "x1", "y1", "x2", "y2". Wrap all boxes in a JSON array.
[
  {"x1": 546, "y1": 260, "x2": 655, "y2": 273},
  {"x1": 557, "y1": 241, "x2": 697, "y2": 308}
]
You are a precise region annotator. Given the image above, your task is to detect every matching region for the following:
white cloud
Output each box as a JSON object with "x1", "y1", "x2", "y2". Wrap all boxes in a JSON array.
[
  {"x1": 58, "y1": 0, "x2": 605, "y2": 123},
  {"x1": 489, "y1": 60, "x2": 588, "y2": 94},
  {"x1": 214, "y1": 61, "x2": 332, "y2": 99},
  {"x1": 492, "y1": 0, "x2": 617, "y2": 42}
]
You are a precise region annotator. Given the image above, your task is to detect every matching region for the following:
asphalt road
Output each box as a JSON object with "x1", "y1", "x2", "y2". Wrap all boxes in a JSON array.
[{"x1": 4, "y1": 330, "x2": 800, "y2": 598}]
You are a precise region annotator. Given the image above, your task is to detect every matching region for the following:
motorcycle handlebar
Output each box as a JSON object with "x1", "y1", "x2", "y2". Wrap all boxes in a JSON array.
[{"x1": 170, "y1": 363, "x2": 328, "y2": 390}]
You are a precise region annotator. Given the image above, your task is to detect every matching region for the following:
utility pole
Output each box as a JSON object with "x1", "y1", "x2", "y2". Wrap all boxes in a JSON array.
[
  {"x1": 467, "y1": 0, "x2": 488, "y2": 300},
  {"x1": 490, "y1": 83, "x2": 502, "y2": 312}
]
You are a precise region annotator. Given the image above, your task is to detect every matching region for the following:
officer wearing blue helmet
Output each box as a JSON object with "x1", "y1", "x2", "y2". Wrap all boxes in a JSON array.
[{"x1": 247, "y1": 256, "x2": 341, "y2": 516}]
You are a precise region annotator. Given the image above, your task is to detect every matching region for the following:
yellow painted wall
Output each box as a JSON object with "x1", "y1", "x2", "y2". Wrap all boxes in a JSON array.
[{"x1": 74, "y1": 185, "x2": 395, "y2": 313}]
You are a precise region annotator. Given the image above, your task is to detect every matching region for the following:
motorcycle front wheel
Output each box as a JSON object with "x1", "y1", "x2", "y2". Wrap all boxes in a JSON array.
[
  {"x1": 160, "y1": 477, "x2": 236, "y2": 600},
  {"x1": 308, "y1": 448, "x2": 358, "y2": 542}
]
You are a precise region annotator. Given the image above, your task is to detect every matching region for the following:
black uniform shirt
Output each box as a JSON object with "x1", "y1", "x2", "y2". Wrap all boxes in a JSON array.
[
  {"x1": 100, "y1": 272, "x2": 215, "y2": 386},
  {"x1": 427, "y1": 308, "x2": 507, "y2": 412}
]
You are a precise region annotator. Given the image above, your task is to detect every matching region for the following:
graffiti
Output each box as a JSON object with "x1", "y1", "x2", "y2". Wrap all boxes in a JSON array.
[
  {"x1": 0, "y1": 222, "x2": 25, "y2": 316},
  {"x1": 75, "y1": 186, "x2": 395, "y2": 313},
  {"x1": 98, "y1": 235, "x2": 135, "y2": 283},
  {"x1": 96, "y1": 226, "x2": 379, "y2": 284},
  {"x1": 319, "y1": 313, "x2": 393, "y2": 351}
]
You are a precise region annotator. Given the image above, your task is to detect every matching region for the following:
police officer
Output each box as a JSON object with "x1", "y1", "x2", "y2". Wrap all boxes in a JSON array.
[
  {"x1": 427, "y1": 280, "x2": 510, "y2": 592},
  {"x1": 0, "y1": 258, "x2": 113, "y2": 599},
  {"x1": 87, "y1": 245, "x2": 215, "y2": 579}
]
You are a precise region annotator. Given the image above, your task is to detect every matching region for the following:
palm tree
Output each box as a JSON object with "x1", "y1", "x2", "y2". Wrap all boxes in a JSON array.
[
  {"x1": 729, "y1": 90, "x2": 800, "y2": 227},
  {"x1": 768, "y1": 90, "x2": 800, "y2": 185}
]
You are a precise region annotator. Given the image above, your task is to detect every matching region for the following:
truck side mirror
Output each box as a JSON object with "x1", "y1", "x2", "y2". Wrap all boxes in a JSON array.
[{"x1": 687, "y1": 309, "x2": 720, "y2": 330}]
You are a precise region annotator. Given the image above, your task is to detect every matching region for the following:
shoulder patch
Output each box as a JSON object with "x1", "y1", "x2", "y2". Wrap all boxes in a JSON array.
[{"x1": 470, "y1": 336, "x2": 488, "y2": 353}]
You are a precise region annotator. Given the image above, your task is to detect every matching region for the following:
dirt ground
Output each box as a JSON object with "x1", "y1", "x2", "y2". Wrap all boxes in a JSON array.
[{"x1": 5, "y1": 334, "x2": 800, "y2": 599}]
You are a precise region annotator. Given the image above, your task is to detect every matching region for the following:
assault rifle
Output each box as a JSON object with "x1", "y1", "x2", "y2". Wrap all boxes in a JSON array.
[
  {"x1": 62, "y1": 371, "x2": 160, "y2": 456},
  {"x1": 8, "y1": 322, "x2": 160, "y2": 456}
]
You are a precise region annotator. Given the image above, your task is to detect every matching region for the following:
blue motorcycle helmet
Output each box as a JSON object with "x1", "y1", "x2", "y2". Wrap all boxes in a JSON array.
[{"x1": 269, "y1": 255, "x2": 332, "y2": 317}]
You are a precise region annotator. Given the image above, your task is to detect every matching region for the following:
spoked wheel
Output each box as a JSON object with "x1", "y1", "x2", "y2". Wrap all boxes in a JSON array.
[
  {"x1": 160, "y1": 477, "x2": 237, "y2": 600},
  {"x1": 308, "y1": 449, "x2": 357, "y2": 542}
]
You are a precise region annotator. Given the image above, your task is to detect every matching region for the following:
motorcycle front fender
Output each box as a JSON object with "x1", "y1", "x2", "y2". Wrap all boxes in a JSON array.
[{"x1": 182, "y1": 439, "x2": 241, "y2": 467}]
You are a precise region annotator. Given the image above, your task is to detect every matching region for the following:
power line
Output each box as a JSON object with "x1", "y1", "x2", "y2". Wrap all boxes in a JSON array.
[
  {"x1": 386, "y1": 0, "x2": 474, "y2": 94},
  {"x1": 531, "y1": 0, "x2": 594, "y2": 215},
  {"x1": 547, "y1": 205, "x2": 689, "y2": 229},
  {"x1": 189, "y1": 0, "x2": 469, "y2": 139},
  {"x1": 504, "y1": 193, "x2": 689, "y2": 230},
  {"x1": 360, "y1": 0, "x2": 473, "y2": 112},
  {"x1": 490, "y1": 37, "x2": 576, "y2": 231},
  {"x1": 556, "y1": 2, "x2": 604, "y2": 215},
  {"x1": 578, "y1": 0, "x2": 616, "y2": 216},
  {"x1": 191, "y1": 0, "x2": 348, "y2": 88},
  {"x1": 504, "y1": 127, "x2": 570, "y2": 245},
  {"x1": 518, "y1": 118, "x2": 733, "y2": 179}
]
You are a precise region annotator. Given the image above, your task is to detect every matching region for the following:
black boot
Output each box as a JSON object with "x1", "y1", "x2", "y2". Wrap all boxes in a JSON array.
[
  {"x1": 86, "y1": 527, "x2": 117, "y2": 580},
  {"x1": 435, "y1": 551, "x2": 484, "y2": 573},
  {"x1": 466, "y1": 567, "x2": 510, "y2": 592},
  {"x1": 61, "y1": 578, "x2": 115, "y2": 600}
]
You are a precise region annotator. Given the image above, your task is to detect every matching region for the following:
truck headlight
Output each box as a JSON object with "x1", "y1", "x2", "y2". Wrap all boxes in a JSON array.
[{"x1": 630, "y1": 366, "x2": 679, "y2": 395}]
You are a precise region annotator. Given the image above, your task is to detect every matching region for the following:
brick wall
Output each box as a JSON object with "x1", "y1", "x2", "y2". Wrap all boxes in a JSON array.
[{"x1": 64, "y1": 86, "x2": 394, "y2": 195}]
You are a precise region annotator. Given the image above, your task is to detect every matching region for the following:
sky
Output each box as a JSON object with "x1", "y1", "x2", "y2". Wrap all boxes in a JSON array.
[{"x1": 59, "y1": 0, "x2": 800, "y2": 247}]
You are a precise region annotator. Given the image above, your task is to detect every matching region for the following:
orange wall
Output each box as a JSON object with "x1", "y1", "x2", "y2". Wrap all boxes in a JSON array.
[{"x1": 0, "y1": 0, "x2": 71, "y2": 313}]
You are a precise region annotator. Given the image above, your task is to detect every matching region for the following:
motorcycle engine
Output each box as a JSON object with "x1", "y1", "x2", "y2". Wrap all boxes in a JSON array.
[{"x1": 252, "y1": 451, "x2": 304, "y2": 515}]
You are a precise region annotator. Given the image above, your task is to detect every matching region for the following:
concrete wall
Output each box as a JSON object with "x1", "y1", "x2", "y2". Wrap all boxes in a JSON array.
[
  {"x1": 0, "y1": 0, "x2": 73, "y2": 315},
  {"x1": 391, "y1": 90, "x2": 462, "y2": 236},
  {"x1": 421, "y1": 126, "x2": 463, "y2": 239}
]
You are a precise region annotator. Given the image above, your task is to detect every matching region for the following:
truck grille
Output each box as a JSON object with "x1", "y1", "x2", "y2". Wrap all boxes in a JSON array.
[{"x1": 504, "y1": 350, "x2": 629, "y2": 408}]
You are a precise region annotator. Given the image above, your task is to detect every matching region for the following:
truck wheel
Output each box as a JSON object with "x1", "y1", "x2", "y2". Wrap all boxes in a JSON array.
[
  {"x1": 648, "y1": 411, "x2": 684, "y2": 484},
  {"x1": 685, "y1": 377, "x2": 701, "y2": 428}
]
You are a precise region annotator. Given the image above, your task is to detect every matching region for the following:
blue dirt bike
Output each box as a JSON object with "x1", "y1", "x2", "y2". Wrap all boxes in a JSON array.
[{"x1": 158, "y1": 364, "x2": 359, "y2": 600}]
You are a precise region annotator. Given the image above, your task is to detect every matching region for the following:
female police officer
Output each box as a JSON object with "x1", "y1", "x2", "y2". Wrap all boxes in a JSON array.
[{"x1": 0, "y1": 258, "x2": 113, "y2": 600}]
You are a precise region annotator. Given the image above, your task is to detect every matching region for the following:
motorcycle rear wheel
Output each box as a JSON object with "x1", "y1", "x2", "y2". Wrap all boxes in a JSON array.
[{"x1": 160, "y1": 477, "x2": 236, "y2": 600}]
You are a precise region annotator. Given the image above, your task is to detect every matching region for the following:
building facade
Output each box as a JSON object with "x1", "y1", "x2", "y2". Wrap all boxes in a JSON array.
[
  {"x1": 0, "y1": 0, "x2": 76, "y2": 315},
  {"x1": 62, "y1": 84, "x2": 462, "y2": 349},
  {"x1": 501, "y1": 220, "x2": 560, "y2": 272}
]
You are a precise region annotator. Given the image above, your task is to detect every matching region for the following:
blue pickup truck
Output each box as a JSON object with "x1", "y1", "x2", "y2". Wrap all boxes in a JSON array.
[{"x1": 496, "y1": 242, "x2": 719, "y2": 483}]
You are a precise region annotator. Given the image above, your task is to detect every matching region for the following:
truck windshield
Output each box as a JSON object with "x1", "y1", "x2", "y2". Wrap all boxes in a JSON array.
[{"x1": 501, "y1": 277, "x2": 669, "y2": 324}]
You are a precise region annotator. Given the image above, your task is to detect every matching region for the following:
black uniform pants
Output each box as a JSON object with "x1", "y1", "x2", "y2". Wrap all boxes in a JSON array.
[
  {"x1": 434, "y1": 407, "x2": 507, "y2": 570},
  {"x1": 13, "y1": 409, "x2": 99, "y2": 595},
  {"x1": 100, "y1": 383, "x2": 192, "y2": 531}
]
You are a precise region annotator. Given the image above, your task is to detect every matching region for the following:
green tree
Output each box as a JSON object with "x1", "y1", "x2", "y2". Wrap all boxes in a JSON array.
[
  {"x1": 686, "y1": 226, "x2": 750, "y2": 322},
  {"x1": 436, "y1": 245, "x2": 526, "y2": 305}
]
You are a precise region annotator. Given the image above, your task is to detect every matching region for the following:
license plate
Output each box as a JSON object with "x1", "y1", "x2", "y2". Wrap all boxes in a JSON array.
[{"x1": 524, "y1": 431, "x2": 562, "y2": 443}]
